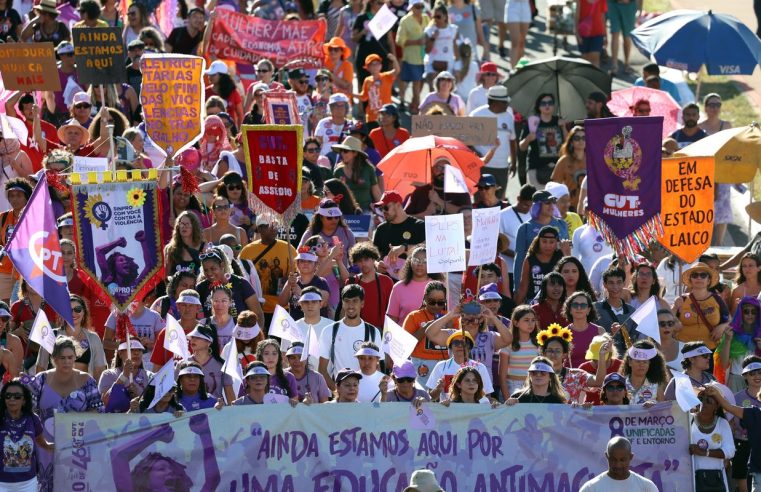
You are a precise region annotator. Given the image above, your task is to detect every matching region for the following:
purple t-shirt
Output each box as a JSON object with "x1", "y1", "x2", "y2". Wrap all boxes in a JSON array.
[
  {"x1": 0, "y1": 413, "x2": 43, "y2": 483},
  {"x1": 233, "y1": 395, "x2": 263, "y2": 405},
  {"x1": 385, "y1": 388, "x2": 431, "y2": 402},
  {"x1": 180, "y1": 356, "x2": 232, "y2": 399},
  {"x1": 269, "y1": 372, "x2": 299, "y2": 398},
  {"x1": 287, "y1": 369, "x2": 331, "y2": 402},
  {"x1": 179, "y1": 393, "x2": 217, "y2": 412}
]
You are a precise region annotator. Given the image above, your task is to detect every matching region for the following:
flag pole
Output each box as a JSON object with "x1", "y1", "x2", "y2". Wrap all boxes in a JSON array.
[{"x1": 126, "y1": 329, "x2": 133, "y2": 384}]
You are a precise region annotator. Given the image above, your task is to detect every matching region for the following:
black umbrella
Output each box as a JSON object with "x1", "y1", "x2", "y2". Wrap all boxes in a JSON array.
[{"x1": 504, "y1": 56, "x2": 612, "y2": 121}]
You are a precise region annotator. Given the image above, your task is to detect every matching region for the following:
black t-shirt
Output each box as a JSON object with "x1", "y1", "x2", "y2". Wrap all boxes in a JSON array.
[
  {"x1": 126, "y1": 65, "x2": 142, "y2": 96},
  {"x1": 32, "y1": 21, "x2": 70, "y2": 44},
  {"x1": 353, "y1": 13, "x2": 391, "y2": 72},
  {"x1": 511, "y1": 391, "x2": 565, "y2": 404},
  {"x1": 670, "y1": 128, "x2": 707, "y2": 148},
  {"x1": 0, "y1": 9, "x2": 22, "y2": 42},
  {"x1": 166, "y1": 27, "x2": 203, "y2": 55},
  {"x1": 278, "y1": 214, "x2": 310, "y2": 248},
  {"x1": 519, "y1": 115, "x2": 563, "y2": 177},
  {"x1": 372, "y1": 216, "x2": 425, "y2": 257}
]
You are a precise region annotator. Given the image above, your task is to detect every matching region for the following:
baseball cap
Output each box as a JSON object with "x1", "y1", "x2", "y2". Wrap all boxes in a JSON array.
[
  {"x1": 392, "y1": 361, "x2": 417, "y2": 379},
  {"x1": 205, "y1": 60, "x2": 229, "y2": 76},
  {"x1": 545, "y1": 181, "x2": 570, "y2": 199},
  {"x1": 289, "y1": 68, "x2": 308, "y2": 80},
  {"x1": 379, "y1": 103, "x2": 399, "y2": 116},
  {"x1": 603, "y1": 373, "x2": 626, "y2": 387},
  {"x1": 532, "y1": 190, "x2": 557, "y2": 203},
  {"x1": 477, "y1": 174, "x2": 497, "y2": 188},
  {"x1": 72, "y1": 92, "x2": 91, "y2": 106},
  {"x1": 538, "y1": 225, "x2": 560, "y2": 239},
  {"x1": 363, "y1": 54, "x2": 382, "y2": 68},
  {"x1": 255, "y1": 215, "x2": 271, "y2": 228},
  {"x1": 373, "y1": 191, "x2": 403, "y2": 208},
  {"x1": 335, "y1": 368, "x2": 363, "y2": 384},
  {"x1": 478, "y1": 283, "x2": 502, "y2": 301},
  {"x1": 328, "y1": 93, "x2": 350, "y2": 106}
]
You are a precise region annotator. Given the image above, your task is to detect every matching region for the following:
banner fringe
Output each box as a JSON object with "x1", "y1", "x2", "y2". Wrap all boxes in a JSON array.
[
  {"x1": 588, "y1": 212, "x2": 664, "y2": 261},
  {"x1": 248, "y1": 194, "x2": 302, "y2": 232}
]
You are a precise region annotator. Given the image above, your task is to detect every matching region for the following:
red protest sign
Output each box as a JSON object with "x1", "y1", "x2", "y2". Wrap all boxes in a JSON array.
[
  {"x1": 241, "y1": 125, "x2": 302, "y2": 216},
  {"x1": 207, "y1": 9, "x2": 326, "y2": 68},
  {"x1": 140, "y1": 54, "x2": 204, "y2": 158}
]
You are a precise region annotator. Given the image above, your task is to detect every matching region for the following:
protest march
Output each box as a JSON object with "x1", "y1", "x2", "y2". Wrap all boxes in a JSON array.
[{"x1": 1, "y1": 0, "x2": 761, "y2": 490}]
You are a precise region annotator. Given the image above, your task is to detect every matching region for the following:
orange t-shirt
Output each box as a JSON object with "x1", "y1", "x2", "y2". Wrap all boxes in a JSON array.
[
  {"x1": 360, "y1": 71, "x2": 396, "y2": 123},
  {"x1": 0, "y1": 211, "x2": 19, "y2": 275},
  {"x1": 403, "y1": 308, "x2": 449, "y2": 360},
  {"x1": 369, "y1": 127, "x2": 410, "y2": 158},
  {"x1": 325, "y1": 58, "x2": 354, "y2": 98}
]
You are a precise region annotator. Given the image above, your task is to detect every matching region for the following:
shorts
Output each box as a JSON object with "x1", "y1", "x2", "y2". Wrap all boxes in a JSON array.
[
  {"x1": 733, "y1": 439, "x2": 751, "y2": 479},
  {"x1": 608, "y1": 0, "x2": 637, "y2": 34},
  {"x1": 481, "y1": 0, "x2": 506, "y2": 21},
  {"x1": 401, "y1": 62, "x2": 424, "y2": 82},
  {"x1": 578, "y1": 35, "x2": 604, "y2": 54},
  {"x1": 504, "y1": 0, "x2": 531, "y2": 24}
]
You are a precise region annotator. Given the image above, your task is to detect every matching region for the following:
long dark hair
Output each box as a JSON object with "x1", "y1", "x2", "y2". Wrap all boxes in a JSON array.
[
  {"x1": 533, "y1": 93, "x2": 555, "y2": 115},
  {"x1": 449, "y1": 366, "x2": 484, "y2": 402},
  {"x1": 0, "y1": 380, "x2": 33, "y2": 416},
  {"x1": 620, "y1": 340, "x2": 669, "y2": 385},
  {"x1": 400, "y1": 247, "x2": 442, "y2": 285},
  {"x1": 255, "y1": 338, "x2": 293, "y2": 398},
  {"x1": 308, "y1": 211, "x2": 350, "y2": 235},
  {"x1": 193, "y1": 324, "x2": 224, "y2": 364},
  {"x1": 736, "y1": 253, "x2": 761, "y2": 285},
  {"x1": 324, "y1": 178, "x2": 362, "y2": 215},
  {"x1": 510, "y1": 305, "x2": 538, "y2": 351},
  {"x1": 167, "y1": 271, "x2": 197, "y2": 300},
  {"x1": 555, "y1": 256, "x2": 595, "y2": 299},
  {"x1": 216, "y1": 172, "x2": 249, "y2": 204},
  {"x1": 563, "y1": 291, "x2": 597, "y2": 322},
  {"x1": 176, "y1": 360, "x2": 211, "y2": 400},
  {"x1": 215, "y1": 73, "x2": 237, "y2": 100},
  {"x1": 631, "y1": 263, "x2": 662, "y2": 298}
]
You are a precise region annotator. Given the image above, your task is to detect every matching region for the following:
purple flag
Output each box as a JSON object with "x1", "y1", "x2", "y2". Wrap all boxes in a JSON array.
[
  {"x1": 6, "y1": 175, "x2": 74, "y2": 327},
  {"x1": 586, "y1": 116, "x2": 664, "y2": 258}
]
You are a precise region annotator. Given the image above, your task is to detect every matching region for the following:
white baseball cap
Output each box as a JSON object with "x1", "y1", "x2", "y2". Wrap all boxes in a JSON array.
[{"x1": 205, "y1": 60, "x2": 229, "y2": 76}]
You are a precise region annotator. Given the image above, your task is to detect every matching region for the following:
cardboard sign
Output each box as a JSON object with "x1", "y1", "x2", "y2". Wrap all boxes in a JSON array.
[
  {"x1": 411, "y1": 115, "x2": 497, "y2": 146},
  {"x1": 658, "y1": 157, "x2": 715, "y2": 263},
  {"x1": 0, "y1": 43, "x2": 60, "y2": 91},
  {"x1": 207, "y1": 9, "x2": 326, "y2": 68},
  {"x1": 241, "y1": 125, "x2": 303, "y2": 215},
  {"x1": 425, "y1": 214, "x2": 466, "y2": 273},
  {"x1": 468, "y1": 207, "x2": 501, "y2": 266},
  {"x1": 140, "y1": 54, "x2": 204, "y2": 158},
  {"x1": 344, "y1": 214, "x2": 372, "y2": 238},
  {"x1": 72, "y1": 27, "x2": 126, "y2": 85}
]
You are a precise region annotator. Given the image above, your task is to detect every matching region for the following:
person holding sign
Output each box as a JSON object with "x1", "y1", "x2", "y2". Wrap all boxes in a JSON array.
[
  {"x1": 672, "y1": 263, "x2": 730, "y2": 351},
  {"x1": 426, "y1": 332, "x2": 494, "y2": 401}
]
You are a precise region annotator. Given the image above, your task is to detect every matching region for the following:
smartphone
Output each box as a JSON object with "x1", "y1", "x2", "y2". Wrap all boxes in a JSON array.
[
  {"x1": 332, "y1": 236, "x2": 341, "y2": 246},
  {"x1": 462, "y1": 302, "x2": 482, "y2": 315}
]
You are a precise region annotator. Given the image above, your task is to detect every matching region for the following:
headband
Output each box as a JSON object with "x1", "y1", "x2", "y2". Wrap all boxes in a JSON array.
[
  {"x1": 187, "y1": 327, "x2": 212, "y2": 342},
  {"x1": 234, "y1": 323, "x2": 261, "y2": 341},
  {"x1": 117, "y1": 340, "x2": 145, "y2": 352},
  {"x1": 317, "y1": 206, "x2": 342, "y2": 217},
  {"x1": 354, "y1": 347, "x2": 382, "y2": 358},
  {"x1": 298, "y1": 292, "x2": 322, "y2": 302},
  {"x1": 528, "y1": 362, "x2": 554, "y2": 373},
  {"x1": 683, "y1": 346, "x2": 712, "y2": 359},
  {"x1": 6, "y1": 185, "x2": 30, "y2": 198},
  {"x1": 742, "y1": 362, "x2": 761, "y2": 374},
  {"x1": 176, "y1": 295, "x2": 201, "y2": 306},
  {"x1": 57, "y1": 217, "x2": 74, "y2": 227},
  {"x1": 178, "y1": 366, "x2": 204, "y2": 377},
  {"x1": 285, "y1": 345, "x2": 304, "y2": 356},
  {"x1": 627, "y1": 346, "x2": 658, "y2": 361},
  {"x1": 295, "y1": 251, "x2": 318, "y2": 262},
  {"x1": 245, "y1": 365, "x2": 270, "y2": 377}
]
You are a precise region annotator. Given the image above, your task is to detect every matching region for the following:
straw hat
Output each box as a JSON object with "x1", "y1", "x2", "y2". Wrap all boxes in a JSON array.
[
  {"x1": 681, "y1": 262, "x2": 719, "y2": 287},
  {"x1": 35, "y1": 0, "x2": 59, "y2": 15},
  {"x1": 331, "y1": 136, "x2": 367, "y2": 158},
  {"x1": 323, "y1": 36, "x2": 352, "y2": 60},
  {"x1": 57, "y1": 119, "x2": 90, "y2": 145}
]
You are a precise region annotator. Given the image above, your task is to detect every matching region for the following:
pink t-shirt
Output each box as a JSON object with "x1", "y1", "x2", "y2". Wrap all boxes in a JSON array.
[{"x1": 386, "y1": 279, "x2": 430, "y2": 323}]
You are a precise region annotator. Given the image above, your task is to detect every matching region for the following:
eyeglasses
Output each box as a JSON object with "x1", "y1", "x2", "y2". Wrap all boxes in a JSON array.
[
  {"x1": 410, "y1": 258, "x2": 426, "y2": 265},
  {"x1": 213, "y1": 204, "x2": 231, "y2": 210},
  {"x1": 72, "y1": 305, "x2": 84, "y2": 313},
  {"x1": 256, "y1": 69, "x2": 271, "y2": 73},
  {"x1": 539, "y1": 100, "x2": 555, "y2": 107},
  {"x1": 571, "y1": 135, "x2": 585, "y2": 141},
  {"x1": 690, "y1": 272, "x2": 709, "y2": 279},
  {"x1": 570, "y1": 302, "x2": 589, "y2": 310},
  {"x1": 397, "y1": 377, "x2": 415, "y2": 383},
  {"x1": 743, "y1": 308, "x2": 759, "y2": 315},
  {"x1": 606, "y1": 385, "x2": 626, "y2": 391},
  {"x1": 74, "y1": 104, "x2": 92, "y2": 109},
  {"x1": 658, "y1": 320, "x2": 675, "y2": 327},
  {"x1": 3, "y1": 393, "x2": 23, "y2": 400},
  {"x1": 305, "y1": 147, "x2": 320, "y2": 153},
  {"x1": 426, "y1": 300, "x2": 446, "y2": 307},
  {"x1": 226, "y1": 184, "x2": 242, "y2": 191}
]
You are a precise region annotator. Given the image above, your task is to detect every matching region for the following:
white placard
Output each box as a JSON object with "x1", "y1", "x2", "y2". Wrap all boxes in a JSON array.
[
  {"x1": 468, "y1": 207, "x2": 501, "y2": 266},
  {"x1": 367, "y1": 4, "x2": 398, "y2": 40},
  {"x1": 73, "y1": 156, "x2": 109, "y2": 173},
  {"x1": 444, "y1": 164, "x2": 469, "y2": 194},
  {"x1": 425, "y1": 214, "x2": 466, "y2": 273},
  {"x1": 382, "y1": 316, "x2": 418, "y2": 368}
]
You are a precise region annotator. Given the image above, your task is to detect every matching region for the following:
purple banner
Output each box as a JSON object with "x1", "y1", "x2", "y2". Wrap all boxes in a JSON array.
[
  {"x1": 6, "y1": 175, "x2": 73, "y2": 327},
  {"x1": 586, "y1": 116, "x2": 664, "y2": 257}
]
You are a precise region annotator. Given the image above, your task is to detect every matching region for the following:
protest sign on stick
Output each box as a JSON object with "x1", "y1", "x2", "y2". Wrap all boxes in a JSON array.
[
  {"x1": 468, "y1": 207, "x2": 501, "y2": 267},
  {"x1": 0, "y1": 43, "x2": 60, "y2": 91},
  {"x1": 73, "y1": 27, "x2": 126, "y2": 85},
  {"x1": 425, "y1": 214, "x2": 466, "y2": 274},
  {"x1": 411, "y1": 115, "x2": 497, "y2": 146}
]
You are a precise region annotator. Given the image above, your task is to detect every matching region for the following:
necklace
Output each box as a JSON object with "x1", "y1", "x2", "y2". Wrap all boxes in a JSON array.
[{"x1": 696, "y1": 416, "x2": 717, "y2": 433}]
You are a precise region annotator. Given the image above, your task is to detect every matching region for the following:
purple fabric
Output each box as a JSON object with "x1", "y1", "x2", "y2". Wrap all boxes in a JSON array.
[
  {"x1": 6, "y1": 175, "x2": 74, "y2": 327},
  {"x1": 178, "y1": 393, "x2": 217, "y2": 412},
  {"x1": 729, "y1": 296, "x2": 761, "y2": 355},
  {"x1": 268, "y1": 372, "x2": 298, "y2": 399},
  {"x1": 0, "y1": 413, "x2": 43, "y2": 483},
  {"x1": 585, "y1": 116, "x2": 663, "y2": 240}
]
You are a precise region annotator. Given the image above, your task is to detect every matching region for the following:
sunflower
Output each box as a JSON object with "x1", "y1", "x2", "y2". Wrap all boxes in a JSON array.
[
  {"x1": 126, "y1": 187, "x2": 146, "y2": 208},
  {"x1": 559, "y1": 328, "x2": 573, "y2": 343},
  {"x1": 547, "y1": 323, "x2": 562, "y2": 336},
  {"x1": 537, "y1": 332, "x2": 549, "y2": 346}
]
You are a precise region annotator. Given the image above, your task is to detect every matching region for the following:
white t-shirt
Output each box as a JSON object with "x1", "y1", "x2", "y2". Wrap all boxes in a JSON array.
[
  {"x1": 105, "y1": 308, "x2": 163, "y2": 367},
  {"x1": 454, "y1": 59, "x2": 479, "y2": 103},
  {"x1": 425, "y1": 358, "x2": 494, "y2": 400},
  {"x1": 283, "y1": 316, "x2": 334, "y2": 369},
  {"x1": 572, "y1": 224, "x2": 613, "y2": 274},
  {"x1": 424, "y1": 24, "x2": 458, "y2": 65},
  {"x1": 314, "y1": 117, "x2": 349, "y2": 155},
  {"x1": 690, "y1": 416, "x2": 735, "y2": 479},
  {"x1": 588, "y1": 254, "x2": 614, "y2": 299},
  {"x1": 466, "y1": 85, "x2": 488, "y2": 115},
  {"x1": 470, "y1": 105, "x2": 516, "y2": 168},
  {"x1": 499, "y1": 206, "x2": 530, "y2": 272},
  {"x1": 294, "y1": 93, "x2": 312, "y2": 121},
  {"x1": 357, "y1": 370, "x2": 385, "y2": 403},
  {"x1": 656, "y1": 257, "x2": 682, "y2": 305},
  {"x1": 318, "y1": 320, "x2": 381, "y2": 377},
  {"x1": 579, "y1": 472, "x2": 658, "y2": 492}
]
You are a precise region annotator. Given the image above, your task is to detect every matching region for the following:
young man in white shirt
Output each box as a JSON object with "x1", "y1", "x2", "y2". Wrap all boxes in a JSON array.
[
  {"x1": 354, "y1": 342, "x2": 388, "y2": 403},
  {"x1": 318, "y1": 284, "x2": 381, "y2": 390},
  {"x1": 281, "y1": 287, "x2": 333, "y2": 369},
  {"x1": 580, "y1": 437, "x2": 658, "y2": 492}
]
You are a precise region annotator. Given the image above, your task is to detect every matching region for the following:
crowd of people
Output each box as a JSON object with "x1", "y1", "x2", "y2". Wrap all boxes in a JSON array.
[{"x1": 0, "y1": 0, "x2": 759, "y2": 490}]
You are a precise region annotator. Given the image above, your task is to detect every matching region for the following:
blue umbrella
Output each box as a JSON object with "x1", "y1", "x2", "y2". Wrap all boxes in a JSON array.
[{"x1": 631, "y1": 9, "x2": 761, "y2": 75}]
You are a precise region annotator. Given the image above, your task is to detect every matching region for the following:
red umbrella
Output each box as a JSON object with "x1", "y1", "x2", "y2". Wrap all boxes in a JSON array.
[
  {"x1": 377, "y1": 136, "x2": 482, "y2": 199},
  {"x1": 607, "y1": 86, "x2": 681, "y2": 138}
]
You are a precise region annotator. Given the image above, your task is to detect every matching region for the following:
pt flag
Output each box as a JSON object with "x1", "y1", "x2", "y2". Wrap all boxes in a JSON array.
[
  {"x1": 6, "y1": 174, "x2": 73, "y2": 327},
  {"x1": 585, "y1": 116, "x2": 664, "y2": 259}
]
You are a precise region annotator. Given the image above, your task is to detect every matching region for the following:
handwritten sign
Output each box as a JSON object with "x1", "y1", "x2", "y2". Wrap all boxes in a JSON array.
[
  {"x1": 207, "y1": 9, "x2": 327, "y2": 68},
  {"x1": 73, "y1": 27, "x2": 126, "y2": 85},
  {"x1": 140, "y1": 54, "x2": 204, "y2": 158},
  {"x1": 0, "y1": 43, "x2": 60, "y2": 91},
  {"x1": 412, "y1": 115, "x2": 497, "y2": 146},
  {"x1": 73, "y1": 156, "x2": 109, "y2": 173},
  {"x1": 344, "y1": 214, "x2": 372, "y2": 238},
  {"x1": 658, "y1": 157, "x2": 715, "y2": 263},
  {"x1": 425, "y1": 214, "x2": 466, "y2": 273},
  {"x1": 468, "y1": 207, "x2": 501, "y2": 266},
  {"x1": 444, "y1": 164, "x2": 469, "y2": 194}
]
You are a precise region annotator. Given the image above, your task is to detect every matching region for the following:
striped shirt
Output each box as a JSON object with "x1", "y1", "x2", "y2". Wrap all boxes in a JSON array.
[{"x1": 503, "y1": 340, "x2": 540, "y2": 379}]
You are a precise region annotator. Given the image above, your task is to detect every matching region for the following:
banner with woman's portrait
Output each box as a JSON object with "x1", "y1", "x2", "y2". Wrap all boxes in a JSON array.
[{"x1": 72, "y1": 181, "x2": 163, "y2": 311}]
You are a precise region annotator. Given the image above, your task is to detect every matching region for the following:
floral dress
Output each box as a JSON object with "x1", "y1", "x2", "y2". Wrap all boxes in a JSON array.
[
  {"x1": 560, "y1": 367, "x2": 591, "y2": 403},
  {"x1": 25, "y1": 372, "x2": 103, "y2": 492}
]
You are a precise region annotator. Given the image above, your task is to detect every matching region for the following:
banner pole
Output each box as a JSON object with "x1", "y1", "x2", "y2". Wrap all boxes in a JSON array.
[{"x1": 126, "y1": 328, "x2": 133, "y2": 384}]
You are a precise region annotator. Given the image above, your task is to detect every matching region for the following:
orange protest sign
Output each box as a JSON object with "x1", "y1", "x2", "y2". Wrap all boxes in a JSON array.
[
  {"x1": 140, "y1": 54, "x2": 204, "y2": 159},
  {"x1": 658, "y1": 157, "x2": 715, "y2": 263},
  {"x1": 0, "y1": 43, "x2": 60, "y2": 91}
]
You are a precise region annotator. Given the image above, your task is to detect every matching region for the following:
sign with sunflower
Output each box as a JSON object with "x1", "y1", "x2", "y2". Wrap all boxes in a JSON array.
[{"x1": 71, "y1": 181, "x2": 163, "y2": 311}]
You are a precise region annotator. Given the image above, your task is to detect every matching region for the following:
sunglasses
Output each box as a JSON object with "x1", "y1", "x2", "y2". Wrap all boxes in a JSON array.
[
  {"x1": 570, "y1": 302, "x2": 589, "y2": 309},
  {"x1": 658, "y1": 320, "x2": 675, "y2": 327},
  {"x1": 74, "y1": 104, "x2": 92, "y2": 109},
  {"x1": 397, "y1": 377, "x2": 415, "y2": 383},
  {"x1": 297, "y1": 79, "x2": 309, "y2": 84},
  {"x1": 226, "y1": 184, "x2": 242, "y2": 191},
  {"x1": 199, "y1": 251, "x2": 222, "y2": 261},
  {"x1": 315, "y1": 77, "x2": 329, "y2": 82},
  {"x1": 305, "y1": 147, "x2": 320, "y2": 153},
  {"x1": 743, "y1": 308, "x2": 759, "y2": 315},
  {"x1": 426, "y1": 299, "x2": 446, "y2": 307},
  {"x1": 213, "y1": 204, "x2": 231, "y2": 210},
  {"x1": 256, "y1": 68, "x2": 271, "y2": 73},
  {"x1": 690, "y1": 272, "x2": 709, "y2": 279},
  {"x1": 462, "y1": 317, "x2": 481, "y2": 324},
  {"x1": 4, "y1": 393, "x2": 23, "y2": 400},
  {"x1": 572, "y1": 135, "x2": 585, "y2": 141},
  {"x1": 606, "y1": 385, "x2": 626, "y2": 391},
  {"x1": 328, "y1": 47, "x2": 343, "y2": 52},
  {"x1": 539, "y1": 100, "x2": 555, "y2": 106},
  {"x1": 72, "y1": 305, "x2": 84, "y2": 313}
]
